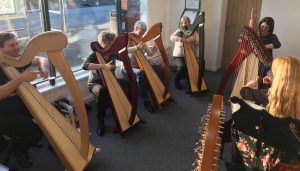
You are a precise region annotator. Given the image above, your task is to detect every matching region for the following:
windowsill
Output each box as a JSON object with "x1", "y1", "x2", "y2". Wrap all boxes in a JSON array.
[{"x1": 36, "y1": 69, "x2": 89, "y2": 94}]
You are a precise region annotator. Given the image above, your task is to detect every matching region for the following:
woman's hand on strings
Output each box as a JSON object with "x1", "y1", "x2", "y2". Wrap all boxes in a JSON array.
[
  {"x1": 150, "y1": 45, "x2": 158, "y2": 52},
  {"x1": 244, "y1": 76, "x2": 259, "y2": 89},
  {"x1": 262, "y1": 75, "x2": 272, "y2": 85},
  {"x1": 104, "y1": 60, "x2": 116, "y2": 71},
  {"x1": 136, "y1": 42, "x2": 145, "y2": 50}
]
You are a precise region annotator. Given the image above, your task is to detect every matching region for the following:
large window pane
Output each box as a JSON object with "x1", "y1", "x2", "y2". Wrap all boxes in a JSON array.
[
  {"x1": 48, "y1": 0, "x2": 116, "y2": 71},
  {"x1": 119, "y1": 0, "x2": 140, "y2": 33},
  {"x1": 0, "y1": 0, "x2": 43, "y2": 49}
]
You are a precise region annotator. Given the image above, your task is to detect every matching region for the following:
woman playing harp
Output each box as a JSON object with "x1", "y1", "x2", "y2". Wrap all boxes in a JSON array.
[
  {"x1": 257, "y1": 17, "x2": 281, "y2": 88},
  {"x1": 86, "y1": 32, "x2": 141, "y2": 136},
  {"x1": 82, "y1": 32, "x2": 117, "y2": 136},
  {"x1": 128, "y1": 21, "x2": 165, "y2": 82},
  {"x1": 171, "y1": 15, "x2": 208, "y2": 93},
  {"x1": 128, "y1": 21, "x2": 173, "y2": 109},
  {"x1": 0, "y1": 31, "x2": 95, "y2": 171}
]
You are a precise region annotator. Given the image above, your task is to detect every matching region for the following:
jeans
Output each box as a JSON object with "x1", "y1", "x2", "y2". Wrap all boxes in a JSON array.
[{"x1": 122, "y1": 67, "x2": 149, "y2": 100}]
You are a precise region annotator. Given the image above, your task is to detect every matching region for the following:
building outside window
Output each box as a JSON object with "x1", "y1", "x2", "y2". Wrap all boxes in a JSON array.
[
  {"x1": 0, "y1": 0, "x2": 148, "y2": 81},
  {"x1": 0, "y1": 0, "x2": 116, "y2": 72}
]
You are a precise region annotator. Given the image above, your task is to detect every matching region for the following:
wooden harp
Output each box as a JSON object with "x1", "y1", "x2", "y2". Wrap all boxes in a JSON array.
[
  {"x1": 0, "y1": 31, "x2": 95, "y2": 171},
  {"x1": 128, "y1": 23, "x2": 173, "y2": 108},
  {"x1": 181, "y1": 12, "x2": 208, "y2": 93},
  {"x1": 90, "y1": 33, "x2": 141, "y2": 133},
  {"x1": 217, "y1": 26, "x2": 272, "y2": 96},
  {"x1": 193, "y1": 95, "x2": 225, "y2": 171},
  {"x1": 194, "y1": 26, "x2": 272, "y2": 170}
]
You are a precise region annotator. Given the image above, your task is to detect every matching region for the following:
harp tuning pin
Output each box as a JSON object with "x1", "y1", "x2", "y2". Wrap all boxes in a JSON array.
[{"x1": 220, "y1": 113, "x2": 226, "y2": 117}]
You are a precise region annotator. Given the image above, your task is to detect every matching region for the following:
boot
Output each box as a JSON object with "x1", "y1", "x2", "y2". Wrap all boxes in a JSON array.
[
  {"x1": 14, "y1": 151, "x2": 33, "y2": 168},
  {"x1": 143, "y1": 100, "x2": 156, "y2": 113},
  {"x1": 175, "y1": 80, "x2": 182, "y2": 90},
  {"x1": 175, "y1": 67, "x2": 186, "y2": 90},
  {"x1": 96, "y1": 88, "x2": 108, "y2": 136},
  {"x1": 96, "y1": 120, "x2": 104, "y2": 136},
  {"x1": 174, "y1": 73, "x2": 182, "y2": 90}
]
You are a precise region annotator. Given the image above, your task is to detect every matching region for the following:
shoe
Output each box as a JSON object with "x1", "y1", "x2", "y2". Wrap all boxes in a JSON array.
[
  {"x1": 175, "y1": 81, "x2": 182, "y2": 90},
  {"x1": 143, "y1": 100, "x2": 156, "y2": 113},
  {"x1": 96, "y1": 122, "x2": 104, "y2": 136},
  {"x1": 14, "y1": 151, "x2": 33, "y2": 168}
]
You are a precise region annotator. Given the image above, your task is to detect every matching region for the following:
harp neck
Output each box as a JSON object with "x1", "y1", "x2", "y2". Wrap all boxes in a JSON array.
[
  {"x1": 217, "y1": 26, "x2": 272, "y2": 95},
  {"x1": 180, "y1": 12, "x2": 205, "y2": 37},
  {"x1": 91, "y1": 33, "x2": 138, "y2": 123},
  {"x1": 0, "y1": 31, "x2": 94, "y2": 169}
]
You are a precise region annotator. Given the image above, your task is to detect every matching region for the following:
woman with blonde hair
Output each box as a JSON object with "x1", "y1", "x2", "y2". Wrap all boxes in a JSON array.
[
  {"x1": 226, "y1": 56, "x2": 300, "y2": 170},
  {"x1": 267, "y1": 56, "x2": 300, "y2": 120}
]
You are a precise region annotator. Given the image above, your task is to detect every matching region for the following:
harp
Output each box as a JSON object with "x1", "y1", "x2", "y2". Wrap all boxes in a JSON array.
[
  {"x1": 193, "y1": 95, "x2": 225, "y2": 171},
  {"x1": 194, "y1": 15, "x2": 272, "y2": 170},
  {"x1": 128, "y1": 23, "x2": 173, "y2": 108},
  {"x1": 0, "y1": 31, "x2": 95, "y2": 171},
  {"x1": 217, "y1": 26, "x2": 272, "y2": 97},
  {"x1": 181, "y1": 12, "x2": 208, "y2": 93},
  {"x1": 90, "y1": 33, "x2": 141, "y2": 133}
]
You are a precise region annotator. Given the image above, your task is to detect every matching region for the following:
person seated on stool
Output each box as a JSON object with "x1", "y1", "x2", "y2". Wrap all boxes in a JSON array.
[
  {"x1": 81, "y1": 32, "x2": 117, "y2": 136},
  {"x1": 0, "y1": 32, "x2": 47, "y2": 168},
  {"x1": 228, "y1": 56, "x2": 300, "y2": 170},
  {"x1": 128, "y1": 21, "x2": 164, "y2": 82},
  {"x1": 126, "y1": 21, "x2": 158, "y2": 113}
]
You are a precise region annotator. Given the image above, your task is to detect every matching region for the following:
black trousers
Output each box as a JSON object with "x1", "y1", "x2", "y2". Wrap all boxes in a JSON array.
[
  {"x1": 0, "y1": 96, "x2": 42, "y2": 153},
  {"x1": 173, "y1": 57, "x2": 187, "y2": 84},
  {"x1": 96, "y1": 88, "x2": 110, "y2": 123}
]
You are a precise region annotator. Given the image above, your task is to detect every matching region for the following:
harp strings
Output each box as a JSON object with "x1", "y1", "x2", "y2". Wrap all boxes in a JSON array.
[{"x1": 129, "y1": 41, "x2": 164, "y2": 95}]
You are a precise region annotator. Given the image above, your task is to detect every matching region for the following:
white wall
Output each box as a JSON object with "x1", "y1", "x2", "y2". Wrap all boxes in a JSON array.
[
  {"x1": 261, "y1": 0, "x2": 300, "y2": 59},
  {"x1": 201, "y1": 0, "x2": 228, "y2": 71},
  {"x1": 147, "y1": 0, "x2": 228, "y2": 71},
  {"x1": 147, "y1": 0, "x2": 300, "y2": 71}
]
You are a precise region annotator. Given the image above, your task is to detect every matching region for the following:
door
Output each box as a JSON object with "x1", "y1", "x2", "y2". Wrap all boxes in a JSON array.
[{"x1": 221, "y1": 0, "x2": 262, "y2": 68}]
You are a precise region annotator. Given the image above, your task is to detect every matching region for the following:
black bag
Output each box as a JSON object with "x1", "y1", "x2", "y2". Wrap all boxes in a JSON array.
[
  {"x1": 53, "y1": 97, "x2": 78, "y2": 128},
  {"x1": 230, "y1": 96, "x2": 300, "y2": 159}
]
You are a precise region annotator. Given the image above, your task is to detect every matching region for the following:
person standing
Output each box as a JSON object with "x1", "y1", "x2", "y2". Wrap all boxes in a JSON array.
[
  {"x1": 170, "y1": 16, "x2": 199, "y2": 90},
  {"x1": 257, "y1": 17, "x2": 281, "y2": 88}
]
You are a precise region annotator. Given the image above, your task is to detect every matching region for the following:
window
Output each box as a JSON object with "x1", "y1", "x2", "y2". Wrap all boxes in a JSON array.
[
  {"x1": 0, "y1": 0, "x2": 152, "y2": 81},
  {"x1": 48, "y1": 0, "x2": 116, "y2": 72},
  {"x1": 0, "y1": 0, "x2": 116, "y2": 75}
]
